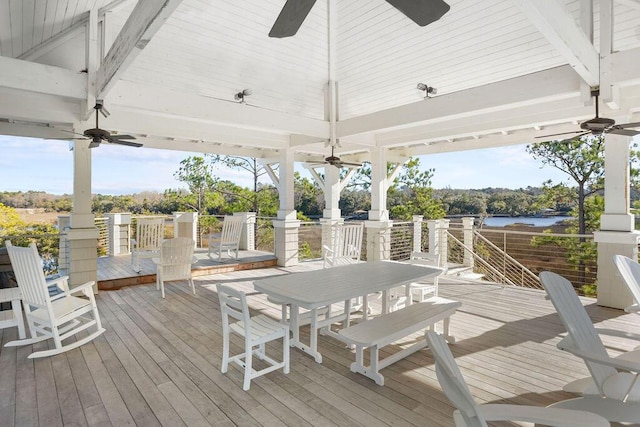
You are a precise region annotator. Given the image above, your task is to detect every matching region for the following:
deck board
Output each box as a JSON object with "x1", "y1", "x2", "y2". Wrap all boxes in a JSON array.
[{"x1": 2, "y1": 261, "x2": 640, "y2": 426}]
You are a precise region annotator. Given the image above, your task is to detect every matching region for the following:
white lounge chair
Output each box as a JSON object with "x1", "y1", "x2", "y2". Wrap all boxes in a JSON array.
[
  {"x1": 131, "y1": 217, "x2": 165, "y2": 273},
  {"x1": 152, "y1": 237, "x2": 197, "y2": 298},
  {"x1": 208, "y1": 215, "x2": 243, "y2": 260},
  {"x1": 612, "y1": 254, "x2": 640, "y2": 314},
  {"x1": 4, "y1": 241, "x2": 105, "y2": 359},
  {"x1": 425, "y1": 331, "x2": 609, "y2": 427},
  {"x1": 540, "y1": 271, "x2": 640, "y2": 424},
  {"x1": 217, "y1": 284, "x2": 289, "y2": 390}
]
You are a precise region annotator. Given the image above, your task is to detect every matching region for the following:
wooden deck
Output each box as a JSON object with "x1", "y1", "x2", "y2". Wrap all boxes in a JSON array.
[
  {"x1": 1, "y1": 261, "x2": 639, "y2": 426},
  {"x1": 97, "y1": 249, "x2": 277, "y2": 290}
]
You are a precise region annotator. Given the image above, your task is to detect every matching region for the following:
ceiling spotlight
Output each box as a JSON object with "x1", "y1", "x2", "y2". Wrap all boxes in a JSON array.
[
  {"x1": 234, "y1": 89, "x2": 252, "y2": 103},
  {"x1": 417, "y1": 83, "x2": 437, "y2": 98}
]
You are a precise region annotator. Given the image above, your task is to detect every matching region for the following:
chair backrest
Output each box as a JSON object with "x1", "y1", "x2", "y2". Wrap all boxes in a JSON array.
[
  {"x1": 612, "y1": 255, "x2": 640, "y2": 311},
  {"x1": 220, "y1": 216, "x2": 244, "y2": 245},
  {"x1": 411, "y1": 252, "x2": 443, "y2": 268},
  {"x1": 159, "y1": 237, "x2": 195, "y2": 281},
  {"x1": 331, "y1": 223, "x2": 364, "y2": 265},
  {"x1": 539, "y1": 271, "x2": 617, "y2": 394},
  {"x1": 425, "y1": 331, "x2": 487, "y2": 427},
  {"x1": 135, "y1": 217, "x2": 165, "y2": 250},
  {"x1": 4, "y1": 241, "x2": 50, "y2": 308},
  {"x1": 216, "y1": 284, "x2": 251, "y2": 332}
]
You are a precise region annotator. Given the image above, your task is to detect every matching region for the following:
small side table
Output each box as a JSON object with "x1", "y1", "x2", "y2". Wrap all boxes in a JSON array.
[{"x1": 0, "y1": 287, "x2": 25, "y2": 339}]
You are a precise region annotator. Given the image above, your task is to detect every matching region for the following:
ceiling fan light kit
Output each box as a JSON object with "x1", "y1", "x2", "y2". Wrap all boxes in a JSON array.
[
  {"x1": 417, "y1": 82, "x2": 437, "y2": 98},
  {"x1": 234, "y1": 89, "x2": 252, "y2": 102}
]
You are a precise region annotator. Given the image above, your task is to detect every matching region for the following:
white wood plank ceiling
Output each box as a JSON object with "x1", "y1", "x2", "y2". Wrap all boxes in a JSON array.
[{"x1": 1, "y1": 0, "x2": 640, "y2": 163}]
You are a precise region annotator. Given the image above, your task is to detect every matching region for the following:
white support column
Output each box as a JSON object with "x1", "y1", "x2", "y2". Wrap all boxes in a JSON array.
[
  {"x1": 594, "y1": 133, "x2": 639, "y2": 309},
  {"x1": 105, "y1": 213, "x2": 131, "y2": 255},
  {"x1": 412, "y1": 215, "x2": 423, "y2": 253},
  {"x1": 365, "y1": 146, "x2": 393, "y2": 261},
  {"x1": 233, "y1": 212, "x2": 256, "y2": 251},
  {"x1": 68, "y1": 141, "x2": 99, "y2": 291},
  {"x1": 173, "y1": 211, "x2": 198, "y2": 246},
  {"x1": 462, "y1": 217, "x2": 475, "y2": 268},
  {"x1": 273, "y1": 148, "x2": 300, "y2": 266}
]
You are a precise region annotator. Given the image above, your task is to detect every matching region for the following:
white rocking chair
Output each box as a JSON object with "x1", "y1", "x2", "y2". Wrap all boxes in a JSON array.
[
  {"x1": 208, "y1": 215, "x2": 244, "y2": 260},
  {"x1": 425, "y1": 331, "x2": 609, "y2": 427},
  {"x1": 540, "y1": 271, "x2": 640, "y2": 424},
  {"x1": 217, "y1": 284, "x2": 289, "y2": 390},
  {"x1": 131, "y1": 217, "x2": 165, "y2": 273},
  {"x1": 152, "y1": 237, "x2": 197, "y2": 298},
  {"x1": 4, "y1": 241, "x2": 105, "y2": 359}
]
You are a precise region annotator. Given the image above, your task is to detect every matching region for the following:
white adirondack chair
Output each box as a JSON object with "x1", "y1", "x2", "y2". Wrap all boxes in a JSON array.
[
  {"x1": 152, "y1": 237, "x2": 197, "y2": 298},
  {"x1": 217, "y1": 284, "x2": 289, "y2": 390},
  {"x1": 131, "y1": 217, "x2": 165, "y2": 273},
  {"x1": 540, "y1": 271, "x2": 640, "y2": 424},
  {"x1": 4, "y1": 241, "x2": 105, "y2": 359},
  {"x1": 612, "y1": 255, "x2": 640, "y2": 314},
  {"x1": 425, "y1": 331, "x2": 609, "y2": 427},
  {"x1": 208, "y1": 215, "x2": 244, "y2": 260}
]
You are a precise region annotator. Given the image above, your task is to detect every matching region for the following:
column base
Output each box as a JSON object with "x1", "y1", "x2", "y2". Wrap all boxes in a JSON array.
[
  {"x1": 594, "y1": 230, "x2": 640, "y2": 309},
  {"x1": 273, "y1": 219, "x2": 301, "y2": 267}
]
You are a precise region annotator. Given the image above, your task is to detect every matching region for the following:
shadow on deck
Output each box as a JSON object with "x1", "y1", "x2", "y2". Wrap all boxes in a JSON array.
[{"x1": 97, "y1": 248, "x2": 277, "y2": 291}]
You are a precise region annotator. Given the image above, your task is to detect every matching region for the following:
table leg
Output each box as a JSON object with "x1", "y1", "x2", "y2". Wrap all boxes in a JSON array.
[
  {"x1": 382, "y1": 290, "x2": 389, "y2": 314},
  {"x1": 288, "y1": 304, "x2": 323, "y2": 363},
  {"x1": 405, "y1": 284, "x2": 413, "y2": 306}
]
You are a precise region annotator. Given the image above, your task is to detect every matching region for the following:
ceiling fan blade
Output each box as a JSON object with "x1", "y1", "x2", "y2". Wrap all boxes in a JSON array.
[
  {"x1": 385, "y1": 0, "x2": 450, "y2": 26},
  {"x1": 110, "y1": 134, "x2": 136, "y2": 140},
  {"x1": 616, "y1": 121, "x2": 640, "y2": 129},
  {"x1": 339, "y1": 161, "x2": 363, "y2": 167},
  {"x1": 608, "y1": 128, "x2": 640, "y2": 137},
  {"x1": 535, "y1": 130, "x2": 583, "y2": 139},
  {"x1": 269, "y1": 0, "x2": 316, "y2": 38},
  {"x1": 108, "y1": 139, "x2": 143, "y2": 148}
]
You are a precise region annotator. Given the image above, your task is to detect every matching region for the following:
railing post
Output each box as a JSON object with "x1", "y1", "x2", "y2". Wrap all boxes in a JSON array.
[
  {"x1": 427, "y1": 220, "x2": 438, "y2": 257},
  {"x1": 233, "y1": 212, "x2": 256, "y2": 250},
  {"x1": 105, "y1": 213, "x2": 131, "y2": 255},
  {"x1": 438, "y1": 219, "x2": 450, "y2": 267},
  {"x1": 412, "y1": 215, "x2": 423, "y2": 253},
  {"x1": 57, "y1": 215, "x2": 70, "y2": 275},
  {"x1": 364, "y1": 220, "x2": 392, "y2": 261},
  {"x1": 462, "y1": 217, "x2": 475, "y2": 268},
  {"x1": 173, "y1": 212, "x2": 198, "y2": 247}
]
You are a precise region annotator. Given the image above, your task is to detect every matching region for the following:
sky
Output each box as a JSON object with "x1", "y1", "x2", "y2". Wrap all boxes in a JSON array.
[{"x1": 0, "y1": 135, "x2": 570, "y2": 195}]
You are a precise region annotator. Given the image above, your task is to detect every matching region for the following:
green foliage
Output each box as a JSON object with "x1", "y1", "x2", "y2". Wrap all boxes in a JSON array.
[{"x1": 298, "y1": 241, "x2": 320, "y2": 260}]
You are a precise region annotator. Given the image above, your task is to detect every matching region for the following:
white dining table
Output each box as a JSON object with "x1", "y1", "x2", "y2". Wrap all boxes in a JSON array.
[{"x1": 253, "y1": 260, "x2": 441, "y2": 363}]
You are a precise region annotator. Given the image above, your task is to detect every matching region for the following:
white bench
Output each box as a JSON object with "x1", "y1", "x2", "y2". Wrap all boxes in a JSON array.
[{"x1": 338, "y1": 296, "x2": 461, "y2": 385}]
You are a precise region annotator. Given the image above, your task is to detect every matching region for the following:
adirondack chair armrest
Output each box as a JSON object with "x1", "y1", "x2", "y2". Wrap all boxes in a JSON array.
[
  {"x1": 478, "y1": 404, "x2": 609, "y2": 427},
  {"x1": 595, "y1": 327, "x2": 640, "y2": 342},
  {"x1": 558, "y1": 336, "x2": 640, "y2": 373},
  {"x1": 67, "y1": 281, "x2": 97, "y2": 298},
  {"x1": 625, "y1": 303, "x2": 640, "y2": 314}
]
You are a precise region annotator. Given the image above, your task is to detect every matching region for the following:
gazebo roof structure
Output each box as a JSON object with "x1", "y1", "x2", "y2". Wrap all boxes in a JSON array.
[{"x1": 1, "y1": 0, "x2": 640, "y2": 163}]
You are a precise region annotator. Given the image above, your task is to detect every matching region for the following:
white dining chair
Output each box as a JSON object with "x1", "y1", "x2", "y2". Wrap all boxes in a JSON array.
[{"x1": 217, "y1": 284, "x2": 289, "y2": 390}]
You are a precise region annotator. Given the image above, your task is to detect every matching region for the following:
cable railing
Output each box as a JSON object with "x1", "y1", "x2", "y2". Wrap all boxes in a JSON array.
[{"x1": 390, "y1": 221, "x2": 414, "y2": 261}]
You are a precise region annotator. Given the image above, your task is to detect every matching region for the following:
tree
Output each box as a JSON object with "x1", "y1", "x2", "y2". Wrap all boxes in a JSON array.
[
  {"x1": 173, "y1": 156, "x2": 215, "y2": 213},
  {"x1": 209, "y1": 155, "x2": 272, "y2": 214},
  {"x1": 526, "y1": 135, "x2": 605, "y2": 235}
]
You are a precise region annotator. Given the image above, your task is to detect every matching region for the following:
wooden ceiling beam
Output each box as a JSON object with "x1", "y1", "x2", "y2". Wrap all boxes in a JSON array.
[
  {"x1": 511, "y1": 0, "x2": 600, "y2": 87},
  {"x1": 97, "y1": 0, "x2": 183, "y2": 99}
]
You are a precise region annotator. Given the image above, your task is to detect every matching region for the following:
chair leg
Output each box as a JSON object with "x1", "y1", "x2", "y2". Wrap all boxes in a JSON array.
[
  {"x1": 243, "y1": 341, "x2": 253, "y2": 391},
  {"x1": 283, "y1": 329, "x2": 290, "y2": 374},
  {"x1": 221, "y1": 326, "x2": 230, "y2": 373},
  {"x1": 189, "y1": 278, "x2": 196, "y2": 295}
]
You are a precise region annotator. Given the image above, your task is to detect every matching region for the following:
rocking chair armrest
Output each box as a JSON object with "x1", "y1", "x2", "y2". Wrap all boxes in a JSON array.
[
  {"x1": 595, "y1": 327, "x2": 640, "y2": 342},
  {"x1": 322, "y1": 245, "x2": 334, "y2": 257},
  {"x1": 46, "y1": 275, "x2": 69, "y2": 292},
  {"x1": 67, "y1": 281, "x2": 97, "y2": 298},
  {"x1": 558, "y1": 336, "x2": 640, "y2": 373}
]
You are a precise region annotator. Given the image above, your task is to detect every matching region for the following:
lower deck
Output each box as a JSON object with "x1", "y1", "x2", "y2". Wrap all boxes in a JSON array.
[{"x1": 1, "y1": 261, "x2": 638, "y2": 426}]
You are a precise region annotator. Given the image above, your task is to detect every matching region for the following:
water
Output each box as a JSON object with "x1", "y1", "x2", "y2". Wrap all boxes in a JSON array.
[{"x1": 482, "y1": 216, "x2": 572, "y2": 227}]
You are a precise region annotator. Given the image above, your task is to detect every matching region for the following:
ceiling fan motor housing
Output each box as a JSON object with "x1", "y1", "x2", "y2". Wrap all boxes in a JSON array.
[{"x1": 580, "y1": 117, "x2": 615, "y2": 133}]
